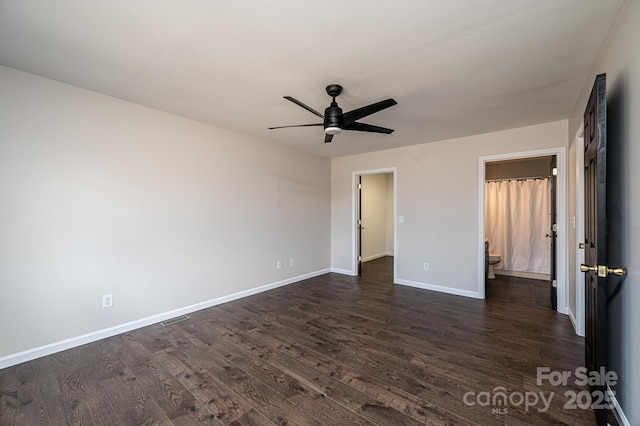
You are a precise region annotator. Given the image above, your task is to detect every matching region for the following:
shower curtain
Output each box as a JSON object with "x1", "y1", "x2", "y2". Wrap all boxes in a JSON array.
[{"x1": 485, "y1": 178, "x2": 551, "y2": 274}]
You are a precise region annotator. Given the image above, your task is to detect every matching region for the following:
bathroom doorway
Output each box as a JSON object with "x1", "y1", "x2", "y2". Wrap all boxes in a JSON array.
[
  {"x1": 353, "y1": 169, "x2": 396, "y2": 277},
  {"x1": 479, "y1": 148, "x2": 567, "y2": 313}
]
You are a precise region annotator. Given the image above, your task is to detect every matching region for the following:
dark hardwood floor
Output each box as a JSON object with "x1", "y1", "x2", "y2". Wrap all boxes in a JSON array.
[
  {"x1": 486, "y1": 275, "x2": 552, "y2": 309},
  {"x1": 1, "y1": 257, "x2": 597, "y2": 425}
]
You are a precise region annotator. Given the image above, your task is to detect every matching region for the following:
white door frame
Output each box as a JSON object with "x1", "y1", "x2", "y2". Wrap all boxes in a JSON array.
[
  {"x1": 478, "y1": 148, "x2": 568, "y2": 314},
  {"x1": 574, "y1": 125, "x2": 586, "y2": 335},
  {"x1": 352, "y1": 167, "x2": 397, "y2": 281}
]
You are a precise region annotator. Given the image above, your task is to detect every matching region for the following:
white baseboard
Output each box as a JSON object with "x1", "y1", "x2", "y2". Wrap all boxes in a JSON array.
[
  {"x1": 607, "y1": 384, "x2": 629, "y2": 426},
  {"x1": 568, "y1": 307, "x2": 578, "y2": 332},
  {"x1": 395, "y1": 278, "x2": 482, "y2": 299},
  {"x1": 362, "y1": 253, "x2": 388, "y2": 262},
  {"x1": 566, "y1": 307, "x2": 584, "y2": 335},
  {"x1": 330, "y1": 270, "x2": 482, "y2": 301},
  {"x1": 495, "y1": 269, "x2": 550, "y2": 281},
  {"x1": 0, "y1": 268, "x2": 330, "y2": 370},
  {"x1": 331, "y1": 267, "x2": 355, "y2": 276}
]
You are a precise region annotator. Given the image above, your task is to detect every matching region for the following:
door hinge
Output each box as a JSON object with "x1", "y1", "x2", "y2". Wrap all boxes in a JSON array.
[
  {"x1": 358, "y1": 183, "x2": 362, "y2": 189},
  {"x1": 552, "y1": 280, "x2": 557, "y2": 288},
  {"x1": 552, "y1": 224, "x2": 558, "y2": 232},
  {"x1": 358, "y1": 256, "x2": 362, "y2": 262}
]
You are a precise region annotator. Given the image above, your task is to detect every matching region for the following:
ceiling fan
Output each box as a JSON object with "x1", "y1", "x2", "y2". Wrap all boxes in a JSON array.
[{"x1": 269, "y1": 84, "x2": 397, "y2": 143}]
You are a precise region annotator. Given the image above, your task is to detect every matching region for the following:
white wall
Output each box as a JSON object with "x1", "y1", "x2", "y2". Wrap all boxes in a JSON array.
[
  {"x1": 0, "y1": 66, "x2": 331, "y2": 364},
  {"x1": 332, "y1": 121, "x2": 568, "y2": 297},
  {"x1": 567, "y1": 0, "x2": 640, "y2": 422},
  {"x1": 360, "y1": 173, "x2": 392, "y2": 261}
]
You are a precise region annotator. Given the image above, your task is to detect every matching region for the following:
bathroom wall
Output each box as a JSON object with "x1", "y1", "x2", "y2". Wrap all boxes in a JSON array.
[{"x1": 485, "y1": 157, "x2": 552, "y2": 180}]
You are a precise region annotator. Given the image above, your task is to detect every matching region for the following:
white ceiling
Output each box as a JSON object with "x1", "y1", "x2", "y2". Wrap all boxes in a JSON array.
[{"x1": 0, "y1": 0, "x2": 624, "y2": 158}]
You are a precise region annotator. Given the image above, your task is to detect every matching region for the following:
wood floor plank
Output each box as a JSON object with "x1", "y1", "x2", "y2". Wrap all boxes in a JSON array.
[
  {"x1": 267, "y1": 310, "x2": 517, "y2": 402},
  {"x1": 57, "y1": 365, "x2": 122, "y2": 425},
  {"x1": 231, "y1": 377, "x2": 322, "y2": 426},
  {"x1": 98, "y1": 364, "x2": 174, "y2": 426},
  {"x1": 155, "y1": 348, "x2": 252, "y2": 424},
  {"x1": 117, "y1": 333, "x2": 218, "y2": 424},
  {"x1": 258, "y1": 347, "x2": 422, "y2": 426},
  {"x1": 201, "y1": 321, "x2": 422, "y2": 426},
  {"x1": 14, "y1": 359, "x2": 68, "y2": 426},
  {"x1": 158, "y1": 333, "x2": 321, "y2": 425},
  {"x1": 247, "y1": 324, "x2": 482, "y2": 425},
  {"x1": 226, "y1": 408, "x2": 275, "y2": 426},
  {"x1": 0, "y1": 365, "x2": 20, "y2": 425},
  {"x1": 201, "y1": 332, "x2": 375, "y2": 425}
]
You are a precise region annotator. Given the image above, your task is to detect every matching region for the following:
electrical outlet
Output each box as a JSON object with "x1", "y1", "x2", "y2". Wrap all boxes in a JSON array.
[
  {"x1": 102, "y1": 294, "x2": 114, "y2": 308},
  {"x1": 423, "y1": 262, "x2": 430, "y2": 271},
  {"x1": 289, "y1": 258, "x2": 294, "y2": 267},
  {"x1": 276, "y1": 260, "x2": 282, "y2": 270}
]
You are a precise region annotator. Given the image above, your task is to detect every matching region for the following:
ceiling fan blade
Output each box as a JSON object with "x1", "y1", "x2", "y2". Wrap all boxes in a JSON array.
[
  {"x1": 324, "y1": 133, "x2": 334, "y2": 143},
  {"x1": 268, "y1": 123, "x2": 323, "y2": 130},
  {"x1": 283, "y1": 96, "x2": 324, "y2": 118},
  {"x1": 344, "y1": 122, "x2": 394, "y2": 134},
  {"x1": 342, "y1": 99, "x2": 397, "y2": 126}
]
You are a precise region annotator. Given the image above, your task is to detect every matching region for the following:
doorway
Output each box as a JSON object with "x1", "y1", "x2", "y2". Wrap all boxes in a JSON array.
[
  {"x1": 485, "y1": 157, "x2": 554, "y2": 278},
  {"x1": 478, "y1": 148, "x2": 567, "y2": 314},
  {"x1": 352, "y1": 168, "x2": 397, "y2": 278},
  {"x1": 484, "y1": 156, "x2": 555, "y2": 308}
]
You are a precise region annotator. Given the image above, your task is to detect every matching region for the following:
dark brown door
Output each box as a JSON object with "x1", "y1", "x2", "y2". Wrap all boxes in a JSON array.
[
  {"x1": 549, "y1": 155, "x2": 557, "y2": 309},
  {"x1": 583, "y1": 73, "x2": 607, "y2": 425}
]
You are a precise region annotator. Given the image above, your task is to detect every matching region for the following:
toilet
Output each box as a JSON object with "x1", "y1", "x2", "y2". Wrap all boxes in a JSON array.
[{"x1": 488, "y1": 253, "x2": 502, "y2": 279}]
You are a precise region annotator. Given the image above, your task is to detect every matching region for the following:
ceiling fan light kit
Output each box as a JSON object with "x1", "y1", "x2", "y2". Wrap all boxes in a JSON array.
[{"x1": 269, "y1": 84, "x2": 397, "y2": 143}]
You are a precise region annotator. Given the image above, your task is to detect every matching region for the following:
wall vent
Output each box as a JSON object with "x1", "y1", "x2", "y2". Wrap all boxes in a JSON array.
[{"x1": 161, "y1": 315, "x2": 190, "y2": 327}]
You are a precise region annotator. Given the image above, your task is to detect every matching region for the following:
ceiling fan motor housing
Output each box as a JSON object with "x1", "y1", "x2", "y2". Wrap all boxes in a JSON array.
[{"x1": 324, "y1": 101, "x2": 343, "y2": 133}]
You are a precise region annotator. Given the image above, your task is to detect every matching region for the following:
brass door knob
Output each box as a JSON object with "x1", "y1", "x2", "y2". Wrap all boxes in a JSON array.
[
  {"x1": 608, "y1": 267, "x2": 626, "y2": 276},
  {"x1": 580, "y1": 264, "x2": 596, "y2": 273},
  {"x1": 580, "y1": 264, "x2": 627, "y2": 277}
]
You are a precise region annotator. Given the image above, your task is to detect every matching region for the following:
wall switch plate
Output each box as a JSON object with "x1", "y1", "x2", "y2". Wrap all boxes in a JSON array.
[
  {"x1": 289, "y1": 258, "x2": 294, "y2": 267},
  {"x1": 276, "y1": 260, "x2": 282, "y2": 270},
  {"x1": 423, "y1": 262, "x2": 429, "y2": 271},
  {"x1": 102, "y1": 294, "x2": 114, "y2": 308},
  {"x1": 398, "y1": 215, "x2": 405, "y2": 223}
]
